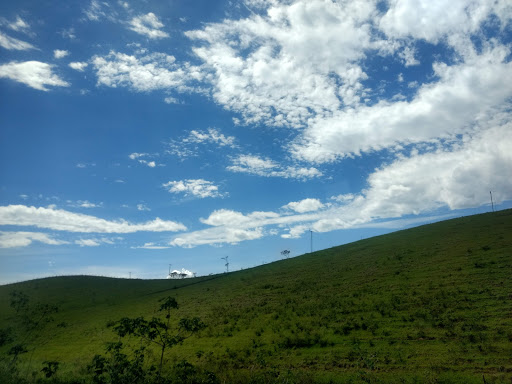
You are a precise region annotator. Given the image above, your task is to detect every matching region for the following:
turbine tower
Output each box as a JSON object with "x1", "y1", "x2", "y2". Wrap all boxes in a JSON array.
[{"x1": 221, "y1": 256, "x2": 229, "y2": 273}]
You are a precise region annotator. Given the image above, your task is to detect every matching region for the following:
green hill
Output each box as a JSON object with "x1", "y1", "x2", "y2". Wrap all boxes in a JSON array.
[{"x1": 1, "y1": 210, "x2": 511, "y2": 383}]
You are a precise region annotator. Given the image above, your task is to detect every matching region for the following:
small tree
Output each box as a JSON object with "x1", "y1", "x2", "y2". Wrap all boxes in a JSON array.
[
  {"x1": 280, "y1": 250, "x2": 291, "y2": 259},
  {"x1": 105, "y1": 296, "x2": 205, "y2": 377}
]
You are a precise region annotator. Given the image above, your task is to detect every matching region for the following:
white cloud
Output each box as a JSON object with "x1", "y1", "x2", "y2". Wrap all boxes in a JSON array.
[
  {"x1": 66, "y1": 200, "x2": 102, "y2": 208},
  {"x1": 359, "y1": 122, "x2": 512, "y2": 218},
  {"x1": 92, "y1": 51, "x2": 196, "y2": 92},
  {"x1": 132, "y1": 242, "x2": 170, "y2": 249},
  {"x1": 227, "y1": 154, "x2": 322, "y2": 180},
  {"x1": 129, "y1": 152, "x2": 158, "y2": 167},
  {"x1": 54, "y1": 49, "x2": 69, "y2": 59},
  {"x1": 281, "y1": 224, "x2": 309, "y2": 239},
  {"x1": 0, "y1": 31, "x2": 36, "y2": 50},
  {"x1": 167, "y1": 128, "x2": 237, "y2": 158},
  {"x1": 282, "y1": 198, "x2": 324, "y2": 213},
  {"x1": 170, "y1": 226, "x2": 265, "y2": 247},
  {"x1": 186, "y1": 0, "x2": 377, "y2": 127},
  {"x1": 128, "y1": 13, "x2": 169, "y2": 39},
  {"x1": 398, "y1": 46, "x2": 419, "y2": 67},
  {"x1": 129, "y1": 152, "x2": 146, "y2": 160},
  {"x1": 164, "y1": 96, "x2": 181, "y2": 104},
  {"x1": 0, "y1": 205, "x2": 186, "y2": 233},
  {"x1": 170, "y1": 117, "x2": 512, "y2": 247},
  {"x1": 137, "y1": 204, "x2": 151, "y2": 211},
  {"x1": 199, "y1": 209, "x2": 279, "y2": 227},
  {"x1": 60, "y1": 27, "x2": 76, "y2": 40},
  {"x1": 69, "y1": 62, "x2": 88, "y2": 71},
  {"x1": 163, "y1": 179, "x2": 225, "y2": 199},
  {"x1": 0, "y1": 231, "x2": 68, "y2": 248},
  {"x1": 7, "y1": 16, "x2": 31, "y2": 33},
  {"x1": 291, "y1": 46, "x2": 512, "y2": 162},
  {"x1": 84, "y1": 0, "x2": 112, "y2": 21},
  {"x1": 330, "y1": 194, "x2": 355, "y2": 203},
  {"x1": 0, "y1": 61, "x2": 69, "y2": 91},
  {"x1": 75, "y1": 238, "x2": 100, "y2": 247},
  {"x1": 75, "y1": 237, "x2": 121, "y2": 247},
  {"x1": 379, "y1": 0, "x2": 508, "y2": 43},
  {"x1": 185, "y1": 128, "x2": 237, "y2": 148}
]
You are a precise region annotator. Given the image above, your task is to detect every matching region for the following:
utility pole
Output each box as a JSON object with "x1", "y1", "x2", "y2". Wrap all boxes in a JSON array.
[
  {"x1": 490, "y1": 191, "x2": 495, "y2": 212},
  {"x1": 310, "y1": 230, "x2": 313, "y2": 253}
]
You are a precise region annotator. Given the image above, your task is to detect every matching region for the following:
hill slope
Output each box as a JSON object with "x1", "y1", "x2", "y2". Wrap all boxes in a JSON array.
[{"x1": 1, "y1": 210, "x2": 511, "y2": 383}]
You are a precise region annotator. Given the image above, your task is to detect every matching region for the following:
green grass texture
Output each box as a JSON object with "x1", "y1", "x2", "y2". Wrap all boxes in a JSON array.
[{"x1": 1, "y1": 209, "x2": 511, "y2": 383}]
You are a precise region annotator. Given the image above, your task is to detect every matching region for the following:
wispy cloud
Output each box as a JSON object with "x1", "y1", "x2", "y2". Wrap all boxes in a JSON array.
[
  {"x1": 5, "y1": 16, "x2": 31, "y2": 33},
  {"x1": 75, "y1": 237, "x2": 121, "y2": 247},
  {"x1": 84, "y1": 0, "x2": 112, "y2": 21},
  {"x1": 129, "y1": 153, "x2": 157, "y2": 167},
  {"x1": 0, "y1": 231, "x2": 68, "y2": 248},
  {"x1": 0, "y1": 32, "x2": 35, "y2": 50},
  {"x1": 167, "y1": 128, "x2": 237, "y2": 158},
  {"x1": 227, "y1": 154, "x2": 322, "y2": 180},
  {"x1": 0, "y1": 205, "x2": 186, "y2": 233}
]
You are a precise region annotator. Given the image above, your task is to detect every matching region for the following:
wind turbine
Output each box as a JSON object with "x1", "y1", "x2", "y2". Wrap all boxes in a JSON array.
[{"x1": 221, "y1": 256, "x2": 229, "y2": 273}]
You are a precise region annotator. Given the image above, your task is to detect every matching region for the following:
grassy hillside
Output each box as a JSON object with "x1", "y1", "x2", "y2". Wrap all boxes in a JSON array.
[{"x1": 1, "y1": 210, "x2": 511, "y2": 383}]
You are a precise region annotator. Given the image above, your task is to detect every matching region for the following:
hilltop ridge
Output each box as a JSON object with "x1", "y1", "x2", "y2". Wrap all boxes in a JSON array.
[{"x1": 1, "y1": 209, "x2": 511, "y2": 383}]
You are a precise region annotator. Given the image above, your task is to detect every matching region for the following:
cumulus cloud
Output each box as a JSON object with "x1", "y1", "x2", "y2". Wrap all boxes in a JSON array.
[
  {"x1": 128, "y1": 13, "x2": 169, "y2": 39},
  {"x1": 227, "y1": 154, "x2": 322, "y2": 180},
  {"x1": 69, "y1": 62, "x2": 88, "y2": 71},
  {"x1": 282, "y1": 198, "x2": 324, "y2": 213},
  {"x1": 92, "y1": 51, "x2": 197, "y2": 92},
  {"x1": 163, "y1": 179, "x2": 225, "y2": 199},
  {"x1": 379, "y1": 0, "x2": 508, "y2": 43},
  {"x1": 186, "y1": 0, "x2": 377, "y2": 127},
  {"x1": 0, "y1": 61, "x2": 69, "y2": 91},
  {"x1": 54, "y1": 49, "x2": 69, "y2": 59},
  {"x1": 0, "y1": 205, "x2": 186, "y2": 233},
  {"x1": 0, "y1": 231, "x2": 68, "y2": 248},
  {"x1": 291, "y1": 46, "x2": 512, "y2": 162},
  {"x1": 0, "y1": 31, "x2": 35, "y2": 50}
]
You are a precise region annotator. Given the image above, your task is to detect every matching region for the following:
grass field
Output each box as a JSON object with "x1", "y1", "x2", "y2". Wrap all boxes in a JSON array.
[{"x1": 1, "y1": 209, "x2": 511, "y2": 383}]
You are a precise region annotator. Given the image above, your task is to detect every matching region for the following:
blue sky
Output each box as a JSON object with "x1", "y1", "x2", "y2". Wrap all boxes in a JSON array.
[{"x1": 1, "y1": 0, "x2": 511, "y2": 284}]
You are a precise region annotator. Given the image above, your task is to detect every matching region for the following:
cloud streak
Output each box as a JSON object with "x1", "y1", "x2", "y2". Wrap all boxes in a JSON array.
[{"x1": 0, "y1": 205, "x2": 186, "y2": 233}]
